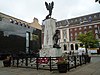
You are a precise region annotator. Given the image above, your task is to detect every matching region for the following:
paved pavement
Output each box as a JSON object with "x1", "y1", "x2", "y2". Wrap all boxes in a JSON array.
[{"x1": 0, "y1": 56, "x2": 100, "y2": 75}]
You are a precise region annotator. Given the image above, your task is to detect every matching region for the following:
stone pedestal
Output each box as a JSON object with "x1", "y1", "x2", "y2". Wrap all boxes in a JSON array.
[
  {"x1": 40, "y1": 18, "x2": 62, "y2": 57},
  {"x1": 43, "y1": 18, "x2": 56, "y2": 48},
  {"x1": 40, "y1": 48, "x2": 62, "y2": 57}
]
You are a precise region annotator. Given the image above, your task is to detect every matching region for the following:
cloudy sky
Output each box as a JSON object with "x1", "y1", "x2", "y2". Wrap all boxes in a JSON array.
[{"x1": 0, "y1": 0, "x2": 100, "y2": 24}]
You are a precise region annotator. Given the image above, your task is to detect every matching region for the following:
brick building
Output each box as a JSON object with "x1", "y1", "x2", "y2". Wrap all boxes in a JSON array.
[{"x1": 42, "y1": 12, "x2": 100, "y2": 53}]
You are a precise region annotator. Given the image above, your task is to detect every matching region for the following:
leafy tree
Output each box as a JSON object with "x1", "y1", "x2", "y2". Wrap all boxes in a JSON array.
[
  {"x1": 95, "y1": 0, "x2": 100, "y2": 4},
  {"x1": 77, "y1": 31, "x2": 99, "y2": 54}
]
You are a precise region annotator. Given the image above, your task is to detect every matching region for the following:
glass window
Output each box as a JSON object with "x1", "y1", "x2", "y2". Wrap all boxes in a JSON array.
[
  {"x1": 74, "y1": 28, "x2": 77, "y2": 31},
  {"x1": 79, "y1": 27, "x2": 82, "y2": 30},
  {"x1": 94, "y1": 25, "x2": 97, "y2": 28},
  {"x1": 84, "y1": 26, "x2": 87, "y2": 29},
  {"x1": 89, "y1": 16, "x2": 92, "y2": 22},
  {"x1": 79, "y1": 18, "x2": 82, "y2": 22},
  {"x1": 84, "y1": 17, "x2": 87, "y2": 21},
  {"x1": 71, "y1": 44, "x2": 74, "y2": 50},
  {"x1": 75, "y1": 19, "x2": 78, "y2": 22},
  {"x1": 71, "y1": 37, "x2": 73, "y2": 41},
  {"x1": 84, "y1": 31, "x2": 87, "y2": 34},
  {"x1": 64, "y1": 44, "x2": 67, "y2": 50},
  {"x1": 10, "y1": 19, "x2": 14, "y2": 23},
  {"x1": 70, "y1": 29, "x2": 72, "y2": 31},
  {"x1": 89, "y1": 26, "x2": 92, "y2": 29},
  {"x1": 75, "y1": 44, "x2": 78, "y2": 50},
  {"x1": 71, "y1": 33, "x2": 73, "y2": 36},
  {"x1": 75, "y1": 32, "x2": 77, "y2": 36},
  {"x1": 95, "y1": 29, "x2": 98, "y2": 33},
  {"x1": 79, "y1": 32, "x2": 82, "y2": 34},
  {"x1": 94, "y1": 15, "x2": 97, "y2": 18},
  {"x1": 71, "y1": 20, "x2": 73, "y2": 23}
]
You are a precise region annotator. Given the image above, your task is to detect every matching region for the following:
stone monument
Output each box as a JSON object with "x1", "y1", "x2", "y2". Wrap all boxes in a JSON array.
[{"x1": 40, "y1": 1, "x2": 62, "y2": 57}]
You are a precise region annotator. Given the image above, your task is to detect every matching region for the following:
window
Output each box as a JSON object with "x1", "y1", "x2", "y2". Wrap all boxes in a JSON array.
[
  {"x1": 79, "y1": 32, "x2": 82, "y2": 34},
  {"x1": 94, "y1": 15, "x2": 97, "y2": 19},
  {"x1": 63, "y1": 29, "x2": 67, "y2": 39},
  {"x1": 75, "y1": 32, "x2": 77, "y2": 36},
  {"x1": 75, "y1": 36, "x2": 77, "y2": 41},
  {"x1": 74, "y1": 28, "x2": 77, "y2": 31},
  {"x1": 99, "y1": 14, "x2": 100, "y2": 17},
  {"x1": 84, "y1": 17, "x2": 87, "y2": 21},
  {"x1": 89, "y1": 26, "x2": 92, "y2": 29},
  {"x1": 71, "y1": 33, "x2": 73, "y2": 36},
  {"x1": 75, "y1": 44, "x2": 78, "y2": 50},
  {"x1": 95, "y1": 29, "x2": 98, "y2": 33},
  {"x1": 71, "y1": 20, "x2": 73, "y2": 23},
  {"x1": 15, "y1": 20, "x2": 18, "y2": 25},
  {"x1": 94, "y1": 25, "x2": 97, "y2": 28},
  {"x1": 75, "y1": 19, "x2": 78, "y2": 22},
  {"x1": 71, "y1": 44, "x2": 74, "y2": 50},
  {"x1": 70, "y1": 29, "x2": 72, "y2": 31},
  {"x1": 64, "y1": 44, "x2": 67, "y2": 50},
  {"x1": 70, "y1": 37, "x2": 73, "y2": 41},
  {"x1": 88, "y1": 16, "x2": 92, "y2": 22},
  {"x1": 79, "y1": 27, "x2": 82, "y2": 30},
  {"x1": 96, "y1": 34, "x2": 99, "y2": 39},
  {"x1": 10, "y1": 19, "x2": 14, "y2": 23},
  {"x1": 84, "y1": 31, "x2": 87, "y2": 34},
  {"x1": 84, "y1": 26, "x2": 87, "y2": 29},
  {"x1": 79, "y1": 18, "x2": 82, "y2": 22}
]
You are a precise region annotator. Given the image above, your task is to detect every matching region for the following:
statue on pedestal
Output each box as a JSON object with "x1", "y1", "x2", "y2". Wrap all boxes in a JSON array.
[
  {"x1": 53, "y1": 30, "x2": 61, "y2": 48},
  {"x1": 45, "y1": 1, "x2": 54, "y2": 19}
]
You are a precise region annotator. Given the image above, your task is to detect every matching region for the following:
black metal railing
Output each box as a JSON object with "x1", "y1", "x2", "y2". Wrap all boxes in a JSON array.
[{"x1": 11, "y1": 54, "x2": 90, "y2": 72}]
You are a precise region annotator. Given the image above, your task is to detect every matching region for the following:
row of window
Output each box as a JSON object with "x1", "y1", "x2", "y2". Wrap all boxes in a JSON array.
[
  {"x1": 70, "y1": 25, "x2": 98, "y2": 31},
  {"x1": 70, "y1": 14, "x2": 100, "y2": 24},
  {"x1": 56, "y1": 20, "x2": 67, "y2": 27},
  {"x1": 64, "y1": 44, "x2": 78, "y2": 50},
  {"x1": 70, "y1": 29, "x2": 98, "y2": 36},
  {"x1": 10, "y1": 19, "x2": 30, "y2": 28}
]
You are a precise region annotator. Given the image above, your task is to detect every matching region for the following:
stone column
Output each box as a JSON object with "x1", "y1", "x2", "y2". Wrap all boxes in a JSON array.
[{"x1": 43, "y1": 18, "x2": 56, "y2": 48}]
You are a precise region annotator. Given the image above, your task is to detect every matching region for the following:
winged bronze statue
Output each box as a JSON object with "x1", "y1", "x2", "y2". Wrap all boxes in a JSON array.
[{"x1": 45, "y1": 1, "x2": 54, "y2": 19}]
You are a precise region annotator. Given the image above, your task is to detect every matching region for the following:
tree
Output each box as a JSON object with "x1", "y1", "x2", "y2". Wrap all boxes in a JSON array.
[
  {"x1": 95, "y1": 0, "x2": 100, "y2": 4},
  {"x1": 77, "y1": 31, "x2": 99, "y2": 54}
]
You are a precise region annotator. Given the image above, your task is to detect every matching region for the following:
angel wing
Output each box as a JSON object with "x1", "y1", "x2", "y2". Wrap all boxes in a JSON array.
[
  {"x1": 45, "y1": 2, "x2": 49, "y2": 10},
  {"x1": 50, "y1": 1, "x2": 54, "y2": 9}
]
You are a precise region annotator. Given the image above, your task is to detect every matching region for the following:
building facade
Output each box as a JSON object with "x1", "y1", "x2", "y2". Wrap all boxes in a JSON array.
[
  {"x1": 56, "y1": 12, "x2": 100, "y2": 53},
  {"x1": 0, "y1": 12, "x2": 42, "y2": 54}
]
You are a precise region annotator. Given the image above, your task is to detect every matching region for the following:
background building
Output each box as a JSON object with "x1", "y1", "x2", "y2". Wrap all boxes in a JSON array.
[
  {"x1": 0, "y1": 12, "x2": 42, "y2": 54},
  {"x1": 57, "y1": 12, "x2": 100, "y2": 53}
]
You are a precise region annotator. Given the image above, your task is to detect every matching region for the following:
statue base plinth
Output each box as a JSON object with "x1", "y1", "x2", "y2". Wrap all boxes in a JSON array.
[{"x1": 40, "y1": 48, "x2": 62, "y2": 57}]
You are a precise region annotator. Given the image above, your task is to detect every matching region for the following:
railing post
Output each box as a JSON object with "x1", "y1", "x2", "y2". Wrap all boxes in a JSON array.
[
  {"x1": 36, "y1": 57, "x2": 39, "y2": 70},
  {"x1": 84, "y1": 55, "x2": 86, "y2": 64},
  {"x1": 67, "y1": 56, "x2": 70, "y2": 71},
  {"x1": 80, "y1": 55, "x2": 82, "y2": 66},
  {"x1": 25, "y1": 57, "x2": 28, "y2": 66},
  {"x1": 12, "y1": 57, "x2": 14, "y2": 66},
  {"x1": 17, "y1": 57, "x2": 19, "y2": 67},
  {"x1": 74, "y1": 56, "x2": 76, "y2": 68},
  {"x1": 49, "y1": 57, "x2": 52, "y2": 71}
]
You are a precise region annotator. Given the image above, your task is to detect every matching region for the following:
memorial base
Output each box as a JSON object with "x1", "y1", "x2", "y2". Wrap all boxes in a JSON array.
[{"x1": 40, "y1": 48, "x2": 62, "y2": 57}]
